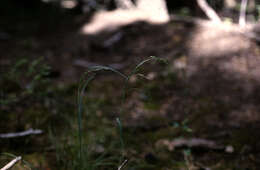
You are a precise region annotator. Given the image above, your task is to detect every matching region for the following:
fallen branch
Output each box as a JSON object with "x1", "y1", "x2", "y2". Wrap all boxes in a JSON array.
[
  {"x1": 239, "y1": 0, "x2": 248, "y2": 27},
  {"x1": 156, "y1": 138, "x2": 224, "y2": 151},
  {"x1": 197, "y1": 0, "x2": 222, "y2": 22},
  {"x1": 0, "y1": 128, "x2": 43, "y2": 138},
  {"x1": 117, "y1": 159, "x2": 128, "y2": 170},
  {"x1": 171, "y1": 138, "x2": 223, "y2": 149},
  {"x1": 0, "y1": 156, "x2": 21, "y2": 170}
]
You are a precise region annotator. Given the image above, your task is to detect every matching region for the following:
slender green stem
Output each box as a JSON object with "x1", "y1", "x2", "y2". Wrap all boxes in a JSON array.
[
  {"x1": 77, "y1": 74, "x2": 96, "y2": 163},
  {"x1": 116, "y1": 117, "x2": 124, "y2": 162},
  {"x1": 75, "y1": 56, "x2": 167, "y2": 169}
]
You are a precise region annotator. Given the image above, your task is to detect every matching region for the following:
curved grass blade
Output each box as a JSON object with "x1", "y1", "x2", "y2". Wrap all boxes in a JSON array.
[
  {"x1": 75, "y1": 58, "x2": 167, "y2": 169},
  {"x1": 87, "y1": 66, "x2": 128, "y2": 80},
  {"x1": 77, "y1": 65, "x2": 126, "y2": 166},
  {"x1": 130, "y1": 56, "x2": 167, "y2": 76},
  {"x1": 77, "y1": 74, "x2": 96, "y2": 163},
  {"x1": 116, "y1": 118, "x2": 124, "y2": 156}
]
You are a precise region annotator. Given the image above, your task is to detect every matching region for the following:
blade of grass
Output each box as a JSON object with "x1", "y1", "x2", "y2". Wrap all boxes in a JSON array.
[
  {"x1": 129, "y1": 56, "x2": 167, "y2": 76},
  {"x1": 77, "y1": 74, "x2": 96, "y2": 163},
  {"x1": 75, "y1": 57, "x2": 167, "y2": 169},
  {"x1": 116, "y1": 117, "x2": 124, "y2": 163},
  {"x1": 87, "y1": 66, "x2": 128, "y2": 80}
]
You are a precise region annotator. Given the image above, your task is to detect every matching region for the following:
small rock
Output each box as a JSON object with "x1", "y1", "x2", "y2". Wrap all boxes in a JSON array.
[{"x1": 225, "y1": 145, "x2": 234, "y2": 153}]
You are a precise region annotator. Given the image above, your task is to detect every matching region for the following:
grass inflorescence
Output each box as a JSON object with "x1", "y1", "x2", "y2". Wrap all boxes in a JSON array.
[{"x1": 75, "y1": 56, "x2": 168, "y2": 170}]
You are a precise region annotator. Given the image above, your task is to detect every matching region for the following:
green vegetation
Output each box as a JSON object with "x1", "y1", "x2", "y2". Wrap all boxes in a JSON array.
[
  {"x1": 1, "y1": 54, "x2": 259, "y2": 169},
  {"x1": 1, "y1": 1, "x2": 260, "y2": 166},
  {"x1": 1, "y1": 57, "x2": 51, "y2": 106},
  {"x1": 63, "y1": 56, "x2": 168, "y2": 169}
]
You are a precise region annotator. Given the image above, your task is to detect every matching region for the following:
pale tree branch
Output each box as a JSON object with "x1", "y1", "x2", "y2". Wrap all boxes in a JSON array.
[
  {"x1": 239, "y1": 0, "x2": 248, "y2": 27},
  {"x1": 197, "y1": 0, "x2": 222, "y2": 22},
  {"x1": 0, "y1": 128, "x2": 43, "y2": 138},
  {"x1": 0, "y1": 156, "x2": 21, "y2": 170},
  {"x1": 117, "y1": 159, "x2": 128, "y2": 170}
]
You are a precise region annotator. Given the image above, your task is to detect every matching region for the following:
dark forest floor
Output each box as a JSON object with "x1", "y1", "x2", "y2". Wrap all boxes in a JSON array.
[{"x1": 1, "y1": 4, "x2": 260, "y2": 170}]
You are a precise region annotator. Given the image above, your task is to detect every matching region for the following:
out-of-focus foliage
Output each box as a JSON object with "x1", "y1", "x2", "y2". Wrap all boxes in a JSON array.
[
  {"x1": 1, "y1": 0, "x2": 260, "y2": 21},
  {"x1": 0, "y1": 57, "x2": 51, "y2": 106}
]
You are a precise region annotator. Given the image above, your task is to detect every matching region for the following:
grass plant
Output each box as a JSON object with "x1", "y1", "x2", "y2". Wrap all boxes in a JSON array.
[{"x1": 74, "y1": 56, "x2": 167, "y2": 170}]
